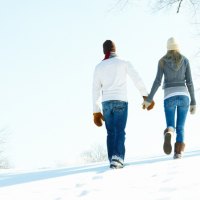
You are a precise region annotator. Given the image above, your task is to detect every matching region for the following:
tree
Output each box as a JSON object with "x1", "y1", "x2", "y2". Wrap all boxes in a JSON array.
[
  {"x1": 151, "y1": 0, "x2": 200, "y2": 13},
  {"x1": 0, "y1": 128, "x2": 11, "y2": 169},
  {"x1": 80, "y1": 144, "x2": 107, "y2": 163},
  {"x1": 113, "y1": 0, "x2": 200, "y2": 13}
]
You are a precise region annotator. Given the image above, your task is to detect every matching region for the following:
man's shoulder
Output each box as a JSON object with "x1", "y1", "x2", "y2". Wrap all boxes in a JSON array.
[
  {"x1": 95, "y1": 57, "x2": 131, "y2": 68},
  {"x1": 109, "y1": 57, "x2": 131, "y2": 65}
]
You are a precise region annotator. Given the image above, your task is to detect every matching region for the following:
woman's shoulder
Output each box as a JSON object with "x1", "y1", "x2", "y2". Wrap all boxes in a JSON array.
[
  {"x1": 158, "y1": 56, "x2": 166, "y2": 68},
  {"x1": 180, "y1": 54, "x2": 189, "y2": 65}
]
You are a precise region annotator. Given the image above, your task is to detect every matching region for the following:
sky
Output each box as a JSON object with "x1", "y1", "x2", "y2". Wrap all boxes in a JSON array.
[
  {"x1": 0, "y1": 0, "x2": 200, "y2": 168},
  {"x1": 0, "y1": 150, "x2": 200, "y2": 199}
]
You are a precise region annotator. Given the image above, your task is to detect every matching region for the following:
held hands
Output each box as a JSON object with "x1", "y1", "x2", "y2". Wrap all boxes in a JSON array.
[
  {"x1": 93, "y1": 112, "x2": 104, "y2": 127},
  {"x1": 190, "y1": 105, "x2": 196, "y2": 114},
  {"x1": 142, "y1": 96, "x2": 155, "y2": 111}
]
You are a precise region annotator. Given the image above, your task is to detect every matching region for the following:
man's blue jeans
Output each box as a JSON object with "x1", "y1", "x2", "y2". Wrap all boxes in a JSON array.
[
  {"x1": 102, "y1": 100, "x2": 128, "y2": 162},
  {"x1": 164, "y1": 95, "x2": 189, "y2": 142}
]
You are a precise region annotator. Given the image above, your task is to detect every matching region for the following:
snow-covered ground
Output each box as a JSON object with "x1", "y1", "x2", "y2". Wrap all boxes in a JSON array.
[{"x1": 0, "y1": 150, "x2": 200, "y2": 200}]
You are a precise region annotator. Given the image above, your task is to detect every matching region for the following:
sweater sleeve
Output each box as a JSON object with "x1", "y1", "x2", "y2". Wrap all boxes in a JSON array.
[
  {"x1": 185, "y1": 59, "x2": 196, "y2": 105},
  {"x1": 92, "y1": 67, "x2": 102, "y2": 113},
  {"x1": 126, "y1": 62, "x2": 148, "y2": 96},
  {"x1": 146, "y1": 62, "x2": 164, "y2": 102}
]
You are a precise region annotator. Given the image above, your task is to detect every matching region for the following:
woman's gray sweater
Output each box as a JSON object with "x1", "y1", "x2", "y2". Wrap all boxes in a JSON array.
[{"x1": 146, "y1": 55, "x2": 196, "y2": 105}]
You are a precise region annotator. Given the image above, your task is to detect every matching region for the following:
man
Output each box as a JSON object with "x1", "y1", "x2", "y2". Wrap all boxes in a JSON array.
[{"x1": 92, "y1": 40, "x2": 154, "y2": 169}]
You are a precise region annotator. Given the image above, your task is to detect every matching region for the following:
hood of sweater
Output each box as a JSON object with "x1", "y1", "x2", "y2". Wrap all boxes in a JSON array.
[{"x1": 162, "y1": 56, "x2": 184, "y2": 71}]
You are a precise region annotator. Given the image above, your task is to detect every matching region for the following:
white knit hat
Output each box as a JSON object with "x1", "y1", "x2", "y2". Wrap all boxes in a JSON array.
[{"x1": 167, "y1": 37, "x2": 179, "y2": 51}]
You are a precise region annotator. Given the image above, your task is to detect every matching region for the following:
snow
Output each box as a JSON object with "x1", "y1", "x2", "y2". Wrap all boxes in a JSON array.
[{"x1": 0, "y1": 150, "x2": 200, "y2": 200}]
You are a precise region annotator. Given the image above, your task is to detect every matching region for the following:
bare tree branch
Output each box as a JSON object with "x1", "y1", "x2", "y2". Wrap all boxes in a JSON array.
[
  {"x1": 113, "y1": 0, "x2": 200, "y2": 13},
  {"x1": 177, "y1": 0, "x2": 183, "y2": 13},
  {"x1": 107, "y1": 0, "x2": 131, "y2": 12}
]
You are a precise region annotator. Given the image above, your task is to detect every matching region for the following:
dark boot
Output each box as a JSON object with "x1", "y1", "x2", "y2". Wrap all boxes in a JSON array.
[
  {"x1": 163, "y1": 128, "x2": 174, "y2": 155},
  {"x1": 174, "y1": 142, "x2": 185, "y2": 159}
]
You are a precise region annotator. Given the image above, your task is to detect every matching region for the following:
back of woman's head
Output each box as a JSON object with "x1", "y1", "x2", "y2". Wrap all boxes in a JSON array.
[
  {"x1": 159, "y1": 37, "x2": 182, "y2": 68},
  {"x1": 167, "y1": 37, "x2": 179, "y2": 52},
  {"x1": 160, "y1": 50, "x2": 182, "y2": 68}
]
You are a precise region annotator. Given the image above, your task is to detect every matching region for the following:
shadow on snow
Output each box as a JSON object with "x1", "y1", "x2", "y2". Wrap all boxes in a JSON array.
[{"x1": 0, "y1": 149, "x2": 200, "y2": 187}]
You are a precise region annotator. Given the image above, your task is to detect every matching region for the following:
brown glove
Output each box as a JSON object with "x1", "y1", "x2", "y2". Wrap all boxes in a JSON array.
[
  {"x1": 93, "y1": 112, "x2": 104, "y2": 127},
  {"x1": 142, "y1": 96, "x2": 155, "y2": 111}
]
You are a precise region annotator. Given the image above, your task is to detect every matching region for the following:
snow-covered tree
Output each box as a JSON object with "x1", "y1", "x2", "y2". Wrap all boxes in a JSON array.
[
  {"x1": 0, "y1": 128, "x2": 11, "y2": 169},
  {"x1": 80, "y1": 144, "x2": 107, "y2": 163}
]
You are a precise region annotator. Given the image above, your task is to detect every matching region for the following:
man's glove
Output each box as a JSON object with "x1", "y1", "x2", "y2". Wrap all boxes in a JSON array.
[
  {"x1": 93, "y1": 112, "x2": 104, "y2": 127},
  {"x1": 142, "y1": 96, "x2": 155, "y2": 111},
  {"x1": 190, "y1": 105, "x2": 196, "y2": 114}
]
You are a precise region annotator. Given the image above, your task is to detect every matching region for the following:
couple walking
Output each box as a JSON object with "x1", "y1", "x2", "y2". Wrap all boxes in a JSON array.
[{"x1": 92, "y1": 39, "x2": 196, "y2": 169}]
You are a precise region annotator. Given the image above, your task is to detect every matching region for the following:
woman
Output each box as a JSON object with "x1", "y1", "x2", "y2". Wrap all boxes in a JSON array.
[{"x1": 143, "y1": 37, "x2": 196, "y2": 159}]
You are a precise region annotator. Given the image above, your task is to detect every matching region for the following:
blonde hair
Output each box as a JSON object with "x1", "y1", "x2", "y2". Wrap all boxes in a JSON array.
[{"x1": 159, "y1": 50, "x2": 182, "y2": 68}]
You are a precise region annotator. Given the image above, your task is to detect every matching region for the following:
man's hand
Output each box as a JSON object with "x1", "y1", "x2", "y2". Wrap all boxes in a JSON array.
[
  {"x1": 142, "y1": 96, "x2": 155, "y2": 111},
  {"x1": 93, "y1": 112, "x2": 104, "y2": 127}
]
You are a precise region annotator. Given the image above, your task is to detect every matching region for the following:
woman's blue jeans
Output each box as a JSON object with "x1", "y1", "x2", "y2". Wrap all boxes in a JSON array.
[
  {"x1": 102, "y1": 100, "x2": 128, "y2": 162},
  {"x1": 164, "y1": 95, "x2": 189, "y2": 143}
]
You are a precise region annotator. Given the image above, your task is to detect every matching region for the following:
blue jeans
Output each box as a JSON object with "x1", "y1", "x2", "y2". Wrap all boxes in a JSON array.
[
  {"x1": 102, "y1": 100, "x2": 128, "y2": 162},
  {"x1": 164, "y1": 95, "x2": 189, "y2": 142}
]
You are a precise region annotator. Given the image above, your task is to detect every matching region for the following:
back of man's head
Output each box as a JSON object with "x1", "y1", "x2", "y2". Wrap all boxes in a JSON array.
[{"x1": 103, "y1": 40, "x2": 116, "y2": 54}]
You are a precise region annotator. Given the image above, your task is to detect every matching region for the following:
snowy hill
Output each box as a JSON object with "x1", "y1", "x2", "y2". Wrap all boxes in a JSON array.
[{"x1": 0, "y1": 150, "x2": 200, "y2": 200}]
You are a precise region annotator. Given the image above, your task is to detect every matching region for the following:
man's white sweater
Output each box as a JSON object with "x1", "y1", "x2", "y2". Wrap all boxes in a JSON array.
[{"x1": 92, "y1": 56, "x2": 148, "y2": 113}]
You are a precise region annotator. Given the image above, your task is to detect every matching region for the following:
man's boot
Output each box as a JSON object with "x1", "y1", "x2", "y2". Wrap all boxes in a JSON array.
[
  {"x1": 163, "y1": 127, "x2": 174, "y2": 155},
  {"x1": 174, "y1": 142, "x2": 185, "y2": 159}
]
